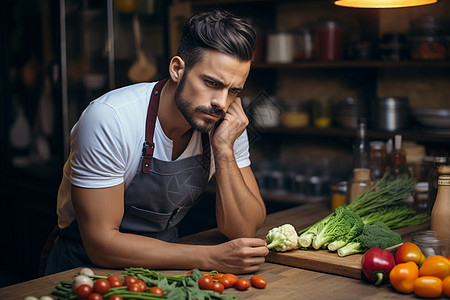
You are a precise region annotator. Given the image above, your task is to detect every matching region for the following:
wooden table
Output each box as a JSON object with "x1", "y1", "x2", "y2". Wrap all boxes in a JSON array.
[{"x1": 0, "y1": 202, "x2": 432, "y2": 299}]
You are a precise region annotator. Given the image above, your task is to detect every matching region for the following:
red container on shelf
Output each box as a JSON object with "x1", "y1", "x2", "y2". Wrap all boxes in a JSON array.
[{"x1": 314, "y1": 20, "x2": 347, "y2": 61}]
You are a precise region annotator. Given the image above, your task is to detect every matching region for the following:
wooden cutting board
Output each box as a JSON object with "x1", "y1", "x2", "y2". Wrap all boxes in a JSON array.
[{"x1": 263, "y1": 213, "x2": 430, "y2": 279}]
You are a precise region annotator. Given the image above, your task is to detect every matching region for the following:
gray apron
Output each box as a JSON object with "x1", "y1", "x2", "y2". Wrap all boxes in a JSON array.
[{"x1": 45, "y1": 79, "x2": 211, "y2": 274}]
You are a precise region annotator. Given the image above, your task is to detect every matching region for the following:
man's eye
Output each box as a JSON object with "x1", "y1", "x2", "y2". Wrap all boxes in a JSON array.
[
  {"x1": 229, "y1": 89, "x2": 240, "y2": 95},
  {"x1": 205, "y1": 80, "x2": 218, "y2": 87}
]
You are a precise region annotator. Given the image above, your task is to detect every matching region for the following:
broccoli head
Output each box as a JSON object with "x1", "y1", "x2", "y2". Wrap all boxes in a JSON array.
[
  {"x1": 337, "y1": 221, "x2": 402, "y2": 257},
  {"x1": 266, "y1": 224, "x2": 299, "y2": 252}
]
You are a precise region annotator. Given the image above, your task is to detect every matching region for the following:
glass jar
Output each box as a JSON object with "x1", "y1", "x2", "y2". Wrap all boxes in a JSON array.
[
  {"x1": 281, "y1": 102, "x2": 310, "y2": 128},
  {"x1": 413, "y1": 182, "x2": 429, "y2": 214},
  {"x1": 314, "y1": 20, "x2": 347, "y2": 61},
  {"x1": 330, "y1": 181, "x2": 347, "y2": 212},
  {"x1": 409, "y1": 16, "x2": 448, "y2": 61},
  {"x1": 370, "y1": 141, "x2": 387, "y2": 181},
  {"x1": 411, "y1": 230, "x2": 449, "y2": 258}
]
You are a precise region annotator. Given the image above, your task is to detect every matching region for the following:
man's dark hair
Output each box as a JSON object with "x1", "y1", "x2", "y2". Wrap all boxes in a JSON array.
[{"x1": 176, "y1": 10, "x2": 256, "y2": 72}]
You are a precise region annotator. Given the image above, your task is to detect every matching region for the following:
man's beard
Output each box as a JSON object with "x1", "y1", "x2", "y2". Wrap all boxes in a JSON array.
[{"x1": 174, "y1": 75, "x2": 226, "y2": 133}]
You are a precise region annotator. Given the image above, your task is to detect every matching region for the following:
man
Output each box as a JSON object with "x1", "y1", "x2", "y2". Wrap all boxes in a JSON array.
[{"x1": 45, "y1": 9, "x2": 268, "y2": 275}]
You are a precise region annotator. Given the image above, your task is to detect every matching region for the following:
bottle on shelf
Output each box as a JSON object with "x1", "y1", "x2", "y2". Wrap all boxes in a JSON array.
[
  {"x1": 369, "y1": 141, "x2": 387, "y2": 182},
  {"x1": 430, "y1": 165, "x2": 450, "y2": 243},
  {"x1": 427, "y1": 156, "x2": 449, "y2": 215},
  {"x1": 347, "y1": 119, "x2": 373, "y2": 203},
  {"x1": 389, "y1": 134, "x2": 411, "y2": 178}
]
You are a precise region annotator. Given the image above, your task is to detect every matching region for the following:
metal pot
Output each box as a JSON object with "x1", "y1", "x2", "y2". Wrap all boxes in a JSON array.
[{"x1": 372, "y1": 97, "x2": 411, "y2": 131}]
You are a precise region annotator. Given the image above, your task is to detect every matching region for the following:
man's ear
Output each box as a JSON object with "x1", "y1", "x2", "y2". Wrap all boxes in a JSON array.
[{"x1": 169, "y1": 56, "x2": 185, "y2": 83}]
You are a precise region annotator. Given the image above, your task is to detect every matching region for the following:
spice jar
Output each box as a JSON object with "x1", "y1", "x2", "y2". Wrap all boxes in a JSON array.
[
  {"x1": 347, "y1": 168, "x2": 373, "y2": 203},
  {"x1": 314, "y1": 19, "x2": 347, "y2": 61},
  {"x1": 330, "y1": 181, "x2": 347, "y2": 211},
  {"x1": 427, "y1": 156, "x2": 448, "y2": 215}
]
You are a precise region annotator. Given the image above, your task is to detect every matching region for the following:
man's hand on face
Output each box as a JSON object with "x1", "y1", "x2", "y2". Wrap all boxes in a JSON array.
[{"x1": 211, "y1": 97, "x2": 249, "y2": 154}]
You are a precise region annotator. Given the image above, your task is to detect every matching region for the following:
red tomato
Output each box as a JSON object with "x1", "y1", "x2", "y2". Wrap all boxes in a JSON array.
[
  {"x1": 211, "y1": 281, "x2": 225, "y2": 294},
  {"x1": 219, "y1": 277, "x2": 232, "y2": 288},
  {"x1": 93, "y1": 279, "x2": 111, "y2": 295},
  {"x1": 107, "y1": 275, "x2": 123, "y2": 287},
  {"x1": 235, "y1": 278, "x2": 251, "y2": 291},
  {"x1": 128, "y1": 282, "x2": 142, "y2": 292},
  {"x1": 109, "y1": 296, "x2": 123, "y2": 300},
  {"x1": 221, "y1": 274, "x2": 238, "y2": 287},
  {"x1": 76, "y1": 284, "x2": 93, "y2": 298},
  {"x1": 198, "y1": 276, "x2": 214, "y2": 290},
  {"x1": 88, "y1": 292, "x2": 103, "y2": 300},
  {"x1": 250, "y1": 275, "x2": 267, "y2": 289},
  {"x1": 148, "y1": 286, "x2": 164, "y2": 295},
  {"x1": 136, "y1": 279, "x2": 147, "y2": 292},
  {"x1": 124, "y1": 276, "x2": 138, "y2": 286},
  {"x1": 213, "y1": 273, "x2": 224, "y2": 280}
]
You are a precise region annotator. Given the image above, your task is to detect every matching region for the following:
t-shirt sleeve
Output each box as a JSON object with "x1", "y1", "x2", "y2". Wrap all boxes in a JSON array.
[
  {"x1": 69, "y1": 102, "x2": 128, "y2": 188},
  {"x1": 233, "y1": 129, "x2": 251, "y2": 168}
]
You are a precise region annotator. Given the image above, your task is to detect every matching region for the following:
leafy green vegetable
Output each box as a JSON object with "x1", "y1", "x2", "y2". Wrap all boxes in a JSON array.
[
  {"x1": 311, "y1": 206, "x2": 364, "y2": 250},
  {"x1": 360, "y1": 205, "x2": 429, "y2": 229},
  {"x1": 337, "y1": 221, "x2": 402, "y2": 257},
  {"x1": 266, "y1": 223, "x2": 299, "y2": 251},
  {"x1": 346, "y1": 171, "x2": 416, "y2": 217}
]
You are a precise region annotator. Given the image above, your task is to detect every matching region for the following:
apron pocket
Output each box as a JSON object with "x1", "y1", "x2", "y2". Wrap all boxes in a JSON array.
[{"x1": 121, "y1": 205, "x2": 172, "y2": 234}]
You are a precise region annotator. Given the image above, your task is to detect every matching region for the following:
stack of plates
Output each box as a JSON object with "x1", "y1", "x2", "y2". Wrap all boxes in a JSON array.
[{"x1": 413, "y1": 109, "x2": 450, "y2": 129}]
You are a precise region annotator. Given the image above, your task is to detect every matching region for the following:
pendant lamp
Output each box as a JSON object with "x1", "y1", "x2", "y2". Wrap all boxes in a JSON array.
[{"x1": 334, "y1": 0, "x2": 438, "y2": 8}]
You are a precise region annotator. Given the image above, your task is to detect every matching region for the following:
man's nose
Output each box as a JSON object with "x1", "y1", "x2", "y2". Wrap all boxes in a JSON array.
[{"x1": 211, "y1": 89, "x2": 228, "y2": 110}]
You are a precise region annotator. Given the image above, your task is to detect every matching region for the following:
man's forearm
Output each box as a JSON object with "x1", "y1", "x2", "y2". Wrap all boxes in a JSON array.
[{"x1": 214, "y1": 151, "x2": 266, "y2": 239}]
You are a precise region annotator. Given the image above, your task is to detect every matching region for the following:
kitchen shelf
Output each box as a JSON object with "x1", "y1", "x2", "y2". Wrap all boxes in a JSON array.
[
  {"x1": 253, "y1": 60, "x2": 450, "y2": 69},
  {"x1": 254, "y1": 126, "x2": 450, "y2": 144}
]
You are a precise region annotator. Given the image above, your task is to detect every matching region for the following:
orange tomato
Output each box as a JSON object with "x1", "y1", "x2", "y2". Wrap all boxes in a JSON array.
[
  {"x1": 213, "y1": 273, "x2": 224, "y2": 280},
  {"x1": 414, "y1": 276, "x2": 442, "y2": 298},
  {"x1": 394, "y1": 242, "x2": 426, "y2": 266},
  {"x1": 419, "y1": 255, "x2": 450, "y2": 280},
  {"x1": 389, "y1": 261, "x2": 419, "y2": 294},
  {"x1": 443, "y1": 276, "x2": 450, "y2": 297}
]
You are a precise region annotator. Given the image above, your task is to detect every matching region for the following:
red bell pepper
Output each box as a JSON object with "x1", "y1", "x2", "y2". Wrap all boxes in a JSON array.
[{"x1": 361, "y1": 248, "x2": 395, "y2": 286}]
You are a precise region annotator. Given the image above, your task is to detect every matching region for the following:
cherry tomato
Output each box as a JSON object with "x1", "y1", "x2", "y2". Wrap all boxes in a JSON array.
[
  {"x1": 198, "y1": 276, "x2": 214, "y2": 290},
  {"x1": 250, "y1": 275, "x2": 267, "y2": 289},
  {"x1": 414, "y1": 276, "x2": 442, "y2": 298},
  {"x1": 148, "y1": 286, "x2": 164, "y2": 295},
  {"x1": 235, "y1": 278, "x2": 251, "y2": 291},
  {"x1": 109, "y1": 296, "x2": 123, "y2": 300},
  {"x1": 213, "y1": 273, "x2": 224, "y2": 280},
  {"x1": 211, "y1": 281, "x2": 225, "y2": 294},
  {"x1": 419, "y1": 255, "x2": 450, "y2": 280},
  {"x1": 88, "y1": 292, "x2": 103, "y2": 300},
  {"x1": 124, "y1": 276, "x2": 138, "y2": 286},
  {"x1": 221, "y1": 274, "x2": 238, "y2": 287},
  {"x1": 93, "y1": 279, "x2": 111, "y2": 295},
  {"x1": 107, "y1": 275, "x2": 123, "y2": 288},
  {"x1": 443, "y1": 276, "x2": 450, "y2": 297},
  {"x1": 136, "y1": 279, "x2": 147, "y2": 292},
  {"x1": 128, "y1": 282, "x2": 142, "y2": 292},
  {"x1": 76, "y1": 284, "x2": 93, "y2": 298}
]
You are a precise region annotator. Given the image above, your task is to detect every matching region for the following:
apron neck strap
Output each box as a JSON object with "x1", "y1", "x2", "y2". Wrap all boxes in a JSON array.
[{"x1": 142, "y1": 78, "x2": 169, "y2": 173}]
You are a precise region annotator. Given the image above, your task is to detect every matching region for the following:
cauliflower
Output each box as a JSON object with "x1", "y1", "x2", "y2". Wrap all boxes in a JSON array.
[{"x1": 266, "y1": 224, "x2": 299, "y2": 252}]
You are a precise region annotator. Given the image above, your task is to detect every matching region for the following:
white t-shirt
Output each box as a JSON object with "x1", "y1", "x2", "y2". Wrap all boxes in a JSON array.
[{"x1": 56, "y1": 82, "x2": 251, "y2": 229}]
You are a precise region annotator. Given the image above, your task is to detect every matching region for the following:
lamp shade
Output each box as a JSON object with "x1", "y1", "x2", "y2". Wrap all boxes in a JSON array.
[{"x1": 334, "y1": 0, "x2": 437, "y2": 8}]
